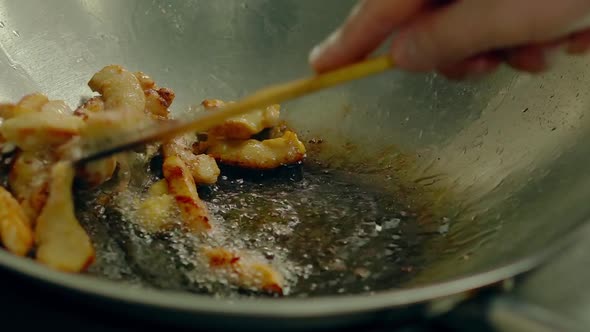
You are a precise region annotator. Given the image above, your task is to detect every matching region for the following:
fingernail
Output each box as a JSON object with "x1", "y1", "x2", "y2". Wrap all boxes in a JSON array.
[
  {"x1": 310, "y1": 1, "x2": 364, "y2": 66},
  {"x1": 308, "y1": 28, "x2": 343, "y2": 65},
  {"x1": 308, "y1": 44, "x2": 323, "y2": 65}
]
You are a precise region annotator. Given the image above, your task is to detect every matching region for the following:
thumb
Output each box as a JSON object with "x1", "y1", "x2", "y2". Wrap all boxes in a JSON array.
[{"x1": 390, "y1": 0, "x2": 590, "y2": 71}]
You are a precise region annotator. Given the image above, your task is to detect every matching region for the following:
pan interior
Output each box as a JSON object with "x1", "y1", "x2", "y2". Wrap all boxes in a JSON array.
[
  {"x1": 1, "y1": 0, "x2": 590, "y2": 302},
  {"x1": 71, "y1": 157, "x2": 435, "y2": 297}
]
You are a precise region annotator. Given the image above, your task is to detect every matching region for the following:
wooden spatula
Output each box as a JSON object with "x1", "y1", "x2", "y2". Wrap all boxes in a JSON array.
[{"x1": 72, "y1": 55, "x2": 394, "y2": 165}]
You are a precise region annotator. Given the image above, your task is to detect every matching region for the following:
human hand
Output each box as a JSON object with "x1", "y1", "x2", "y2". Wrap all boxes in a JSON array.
[{"x1": 309, "y1": 0, "x2": 590, "y2": 79}]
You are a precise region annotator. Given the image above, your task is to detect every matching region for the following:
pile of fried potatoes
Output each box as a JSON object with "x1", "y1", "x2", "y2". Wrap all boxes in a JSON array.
[{"x1": 0, "y1": 65, "x2": 306, "y2": 295}]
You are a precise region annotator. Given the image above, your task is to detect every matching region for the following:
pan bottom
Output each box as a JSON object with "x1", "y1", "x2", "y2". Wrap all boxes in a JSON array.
[{"x1": 76, "y1": 158, "x2": 448, "y2": 298}]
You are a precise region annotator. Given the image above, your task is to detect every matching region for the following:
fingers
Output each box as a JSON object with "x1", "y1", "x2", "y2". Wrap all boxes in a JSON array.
[
  {"x1": 390, "y1": 0, "x2": 590, "y2": 71},
  {"x1": 439, "y1": 29, "x2": 590, "y2": 79},
  {"x1": 309, "y1": 0, "x2": 427, "y2": 73},
  {"x1": 438, "y1": 54, "x2": 502, "y2": 80},
  {"x1": 567, "y1": 29, "x2": 590, "y2": 54},
  {"x1": 504, "y1": 41, "x2": 562, "y2": 73},
  {"x1": 310, "y1": 0, "x2": 590, "y2": 79},
  {"x1": 503, "y1": 29, "x2": 590, "y2": 73}
]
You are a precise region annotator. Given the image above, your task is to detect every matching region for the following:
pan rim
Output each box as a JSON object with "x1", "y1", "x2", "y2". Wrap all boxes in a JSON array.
[{"x1": 0, "y1": 220, "x2": 585, "y2": 319}]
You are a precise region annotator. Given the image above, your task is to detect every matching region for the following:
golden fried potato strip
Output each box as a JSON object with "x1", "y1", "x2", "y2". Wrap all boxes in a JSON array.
[
  {"x1": 88, "y1": 65, "x2": 145, "y2": 114},
  {"x1": 71, "y1": 104, "x2": 128, "y2": 189},
  {"x1": 35, "y1": 161, "x2": 95, "y2": 272},
  {"x1": 76, "y1": 157, "x2": 118, "y2": 189},
  {"x1": 202, "y1": 247, "x2": 284, "y2": 295},
  {"x1": 0, "y1": 186, "x2": 33, "y2": 256},
  {"x1": 12, "y1": 93, "x2": 49, "y2": 117},
  {"x1": 9, "y1": 151, "x2": 51, "y2": 222},
  {"x1": 133, "y1": 71, "x2": 156, "y2": 91},
  {"x1": 207, "y1": 131, "x2": 306, "y2": 170},
  {"x1": 0, "y1": 112, "x2": 85, "y2": 151},
  {"x1": 41, "y1": 100, "x2": 73, "y2": 115},
  {"x1": 202, "y1": 99, "x2": 280, "y2": 139},
  {"x1": 134, "y1": 179, "x2": 177, "y2": 233},
  {"x1": 74, "y1": 96, "x2": 105, "y2": 119},
  {"x1": 162, "y1": 155, "x2": 212, "y2": 234},
  {"x1": 133, "y1": 72, "x2": 176, "y2": 118},
  {"x1": 163, "y1": 138, "x2": 220, "y2": 185},
  {"x1": 145, "y1": 88, "x2": 175, "y2": 118}
]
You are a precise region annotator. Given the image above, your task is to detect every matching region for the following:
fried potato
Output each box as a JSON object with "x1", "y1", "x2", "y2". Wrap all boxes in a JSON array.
[
  {"x1": 0, "y1": 103, "x2": 15, "y2": 120},
  {"x1": 200, "y1": 99, "x2": 225, "y2": 109},
  {"x1": 80, "y1": 109, "x2": 152, "y2": 138},
  {"x1": 75, "y1": 157, "x2": 117, "y2": 189},
  {"x1": 207, "y1": 131, "x2": 306, "y2": 170},
  {"x1": 145, "y1": 88, "x2": 174, "y2": 118},
  {"x1": 134, "y1": 71, "x2": 156, "y2": 91},
  {"x1": 0, "y1": 64, "x2": 304, "y2": 293},
  {"x1": 202, "y1": 99, "x2": 281, "y2": 139},
  {"x1": 9, "y1": 151, "x2": 51, "y2": 222},
  {"x1": 0, "y1": 186, "x2": 33, "y2": 256},
  {"x1": 69, "y1": 98, "x2": 119, "y2": 188},
  {"x1": 184, "y1": 153, "x2": 219, "y2": 185},
  {"x1": 41, "y1": 100, "x2": 73, "y2": 115},
  {"x1": 163, "y1": 155, "x2": 212, "y2": 234},
  {"x1": 88, "y1": 65, "x2": 145, "y2": 114},
  {"x1": 12, "y1": 93, "x2": 49, "y2": 117},
  {"x1": 132, "y1": 71, "x2": 175, "y2": 118},
  {"x1": 134, "y1": 179, "x2": 177, "y2": 233},
  {"x1": 18, "y1": 184, "x2": 49, "y2": 225},
  {"x1": 149, "y1": 179, "x2": 169, "y2": 195},
  {"x1": 163, "y1": 138, "x2": 220, "y2": 185},
  {"x1": 35, "y1": 161, "x2": 95, "y2": 272},
  {"x1": 202, "y1": 247, "x2": 284, "y2": 295},
  {"x1": 0, "y1": 112, "x2": 85, "y2": 151},
  {"x1": 73, "y1": 96, "x2": 105, "y2": 118},
  {"x1": 60, "y1": 110, "x2": 154, "y2": 169},
  {"x1": 69, "y1": 112, "x2": 120, "y2": 187}
]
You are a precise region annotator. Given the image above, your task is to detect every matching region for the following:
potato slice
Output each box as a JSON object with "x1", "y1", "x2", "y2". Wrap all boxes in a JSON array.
[
  {"x1": 132, "y1": 71, "x2": 175, "y2": 118},
  {"x1": 149, "y1": 179, "x2": 169, "y2": 195},
  {"x1": 73, "y1": 96, "x2": 105, "y2": 118},
  {"x1": 82, "y1": 109, "x2": 152, "y2": 137},
  {"x1": 202, "y1": 99, "x2": 280, "y2": 139},
  {"x1": 12, "y1": 93, "x2": 49, "y2": 117},
  {"x1": 163, "y1": 155, "x2": 212, "y2": 234},
  {"x1": 134, "y1": 179, "x2": 177, "y2": 233},
  {"x1": 185, "y1": 154, "x2": 219, "y2": 185},
  {"x1": 134, "y1": 71, "x2": 156, "y2": 91},
  {"x1": 75, "y1": 157, "x2": 117, "y2": 189},
  {"x1": 145, "y1": 88, "x2": 175, "y2": 118},
  {"x1": 207, "y1": 131, "x2": 306, "y2": 170},
  {"x1": 0, "y1": 112, "x2": 85, "y2": 151},
  {"x1": 35, "y1": 161, "x2": 95, "y2": 272},
  {"x1": 202, "y1": 247, "x2": 284, "y2": 295},
  {"x1": 0, "y1": 103, "x2": 15, "y2": 120},
  {"x1": 41, "y1": 100, "x2": 73, "y2": 115},
  {"x1": 9, "y1": 151, "x2": 51, "y2": 222},
  {"x1": 0, "y1": 186, "x2": 33, "y2": 256},
  {"x1": 163, "y1": 138, "x2": 220, "y2": 185},
  {"x1": 70, "y1": 98, "x2": 120, "y2": 188},
  {"x1": 88, "y1": 65, "x2": 145, "y2": 114}
]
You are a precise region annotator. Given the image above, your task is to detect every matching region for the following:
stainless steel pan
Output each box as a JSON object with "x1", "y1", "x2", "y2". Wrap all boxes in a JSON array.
[{"x1": 1, "y1": 1, "x2": 590, "y2": 331}]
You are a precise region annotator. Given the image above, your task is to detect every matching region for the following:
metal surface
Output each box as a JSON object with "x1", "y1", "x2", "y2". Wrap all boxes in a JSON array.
[{"x1": 1, "y1": 0, "x2": 590, "y2": 330}]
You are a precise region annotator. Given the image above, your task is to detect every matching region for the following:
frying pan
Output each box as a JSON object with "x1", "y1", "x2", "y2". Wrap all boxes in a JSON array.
[{"x1": 1, "y1": 1, "x2": 590, "y2": 331}]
